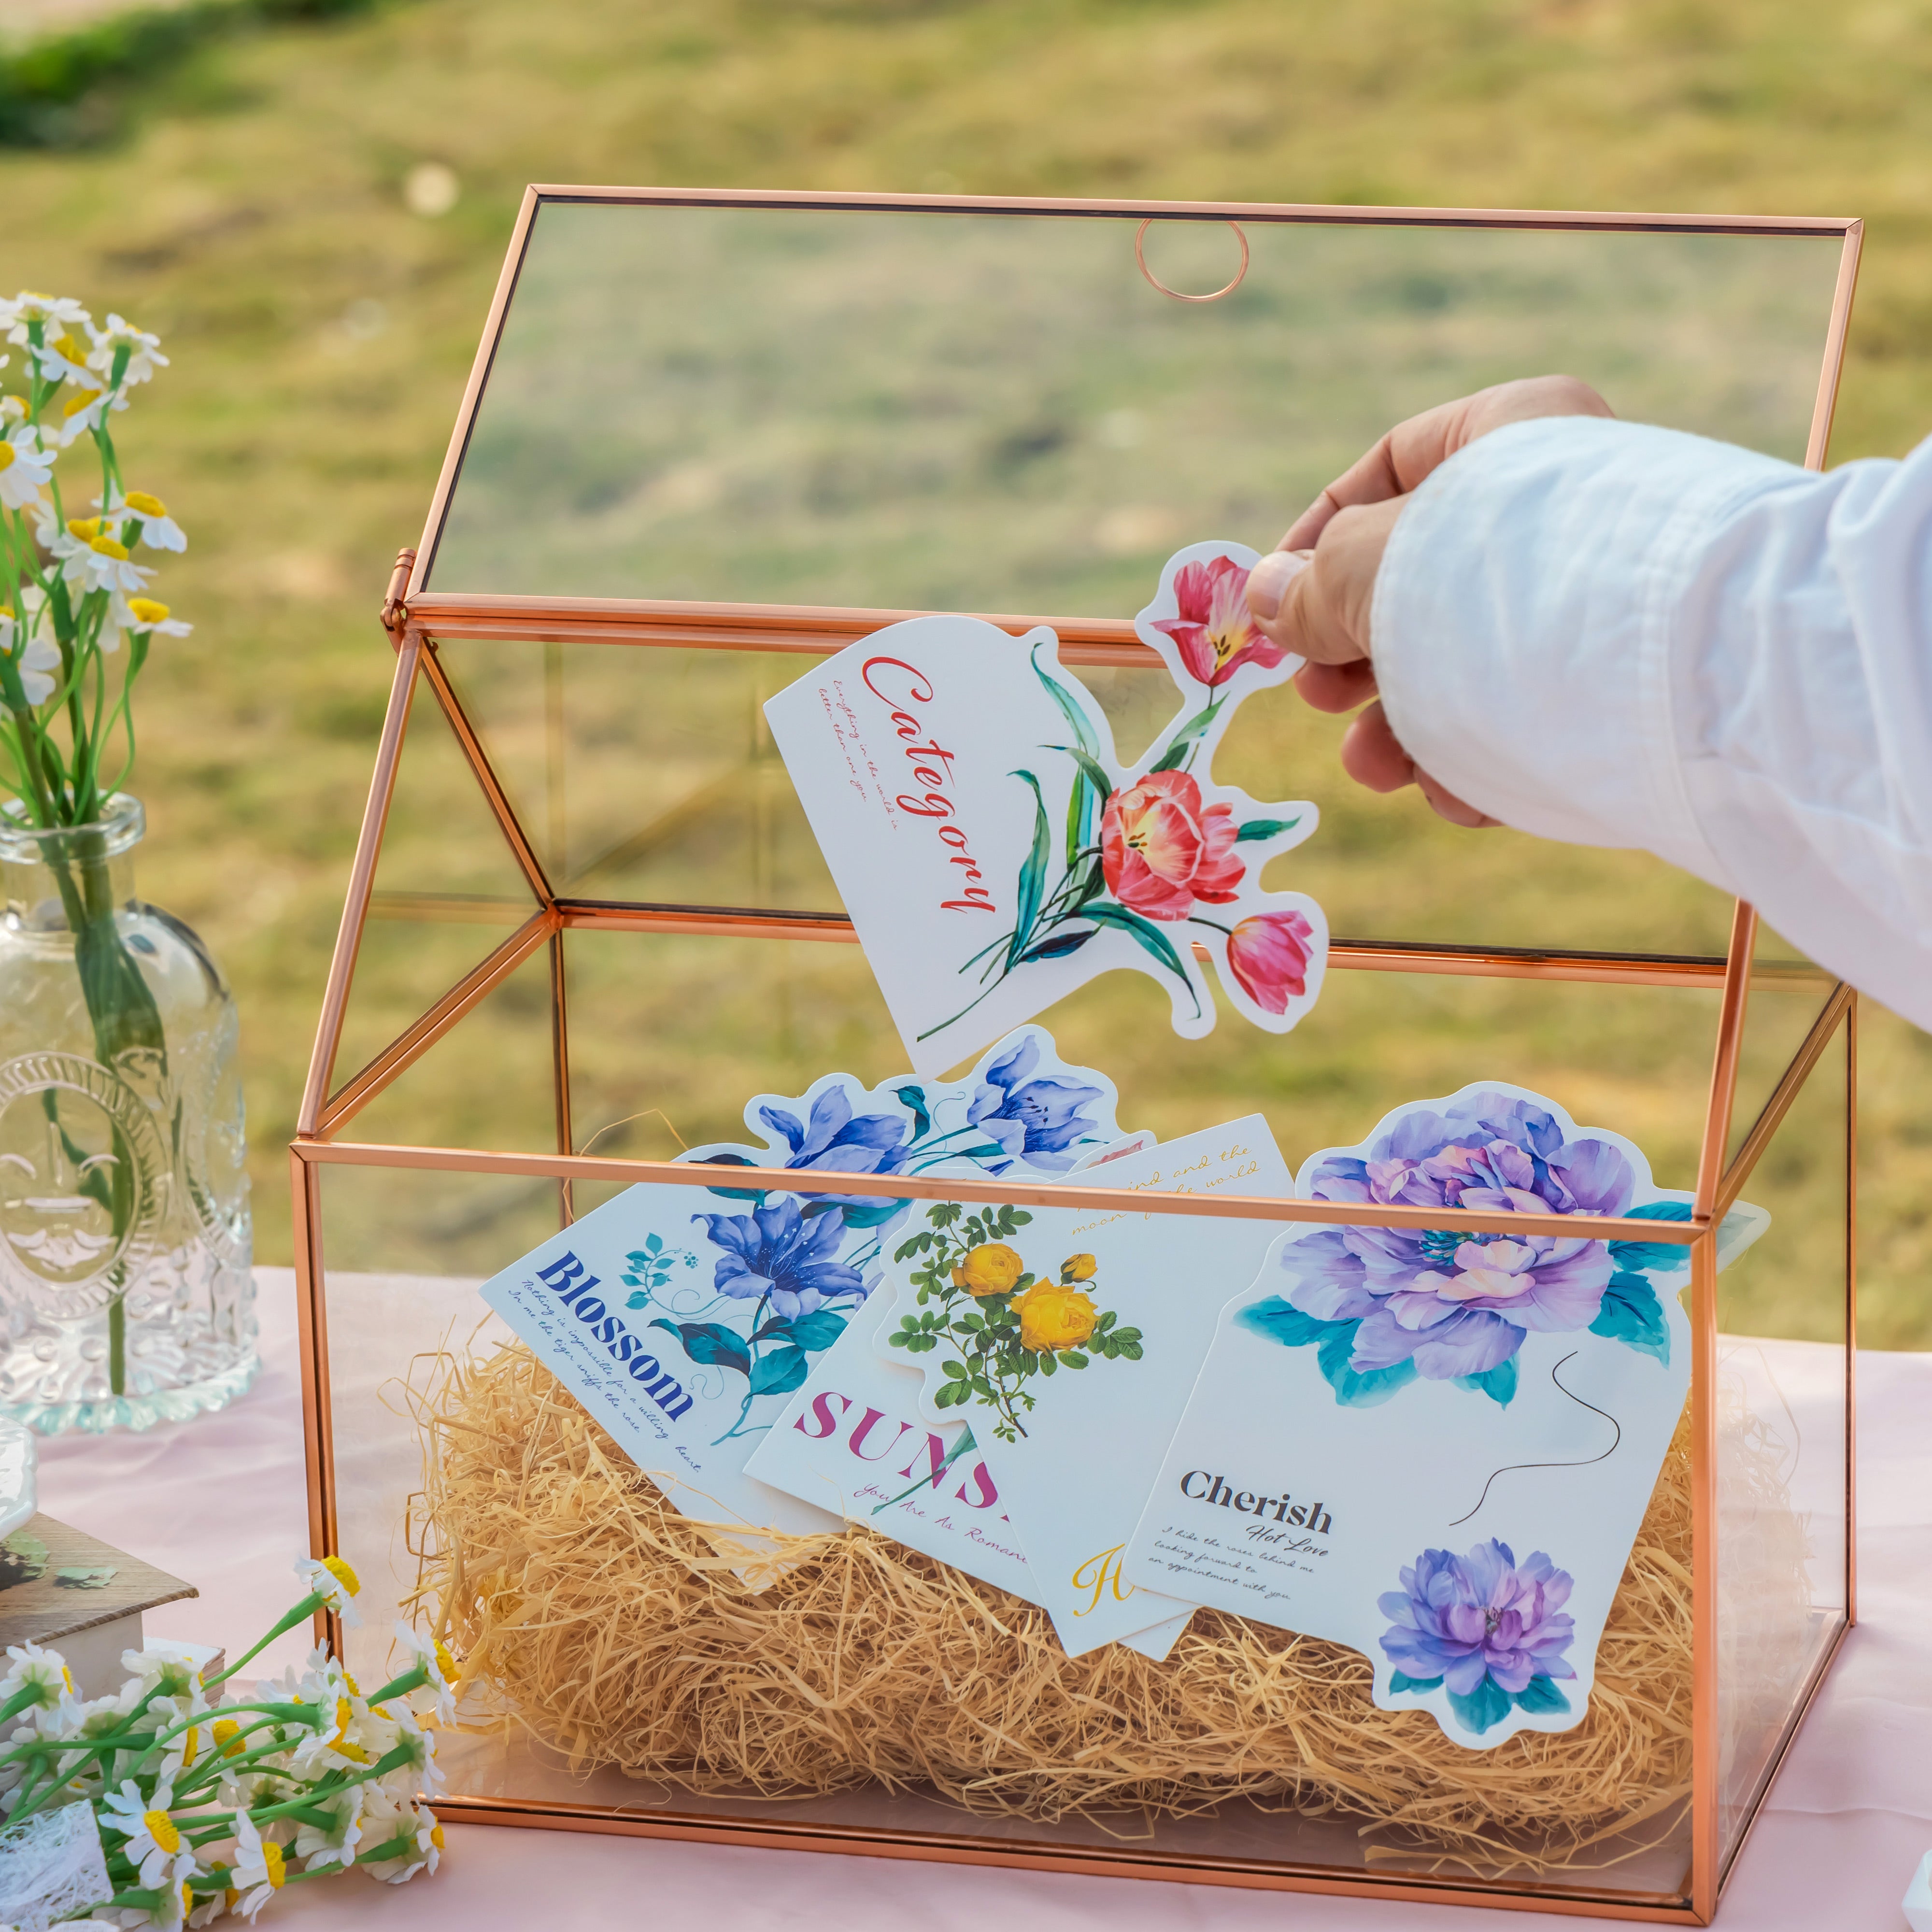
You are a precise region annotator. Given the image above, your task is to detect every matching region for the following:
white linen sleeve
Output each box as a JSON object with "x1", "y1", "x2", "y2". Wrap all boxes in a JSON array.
[{"x1": 1370, "y1": 415, "x2": 1932, "y2": 1029}]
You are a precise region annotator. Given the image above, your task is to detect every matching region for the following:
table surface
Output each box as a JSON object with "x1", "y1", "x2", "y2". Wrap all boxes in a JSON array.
[{"x1": 35, "y1": 1273, "x2": 1927, "y2": 1932}]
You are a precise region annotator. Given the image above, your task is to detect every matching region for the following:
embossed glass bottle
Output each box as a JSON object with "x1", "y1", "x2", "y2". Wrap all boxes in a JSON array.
[{"x1": 0, "y1": 796, "x2": 256, "y2": 1431}]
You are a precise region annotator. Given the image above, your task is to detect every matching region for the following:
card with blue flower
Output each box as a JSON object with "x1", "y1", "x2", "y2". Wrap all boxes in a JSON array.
[
  {"x1": 1123, "y1": 1083, "x2": 1768, "y2": 1749},
  {"x1": 477, "y1": 1027, "x2": 1140, "y2": 1567}
]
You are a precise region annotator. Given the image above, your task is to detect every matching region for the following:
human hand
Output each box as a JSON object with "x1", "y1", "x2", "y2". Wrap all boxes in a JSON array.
[{"x1": 1244, "y1": 375, "x2": 1615, "y2": 827}]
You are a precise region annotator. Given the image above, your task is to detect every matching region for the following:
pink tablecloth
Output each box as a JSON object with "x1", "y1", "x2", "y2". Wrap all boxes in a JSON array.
[{"x1": 34, "y1": 1274, "x2": 1929, "y2": 1931}]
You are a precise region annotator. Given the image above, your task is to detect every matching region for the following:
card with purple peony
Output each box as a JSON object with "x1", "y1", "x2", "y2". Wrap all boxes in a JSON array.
[
  {"x1": 1124, "y1": 1083, "x2": 1767, "y2": 1748},
  {"x1": 762, "y1": 542, "x2": 1327, "y2": 1077}
]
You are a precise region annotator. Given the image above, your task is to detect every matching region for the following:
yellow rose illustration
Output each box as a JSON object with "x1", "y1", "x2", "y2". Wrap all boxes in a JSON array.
[
  {"x1": 1059, "y1": 1253, "x2": 1097, "y2": 1283},
  {"x1": 1016, "y1": 1282, "x2": 1099, "y2": 1352},
  {"x1": 953, "y1": 1241, "x2": 1024, "y2": 1297}
]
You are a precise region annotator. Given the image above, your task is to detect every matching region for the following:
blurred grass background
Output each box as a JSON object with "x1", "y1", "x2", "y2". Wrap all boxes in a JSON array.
[{"x1": 3, "y1": 0, "x2": 1928, "y2": 1332}]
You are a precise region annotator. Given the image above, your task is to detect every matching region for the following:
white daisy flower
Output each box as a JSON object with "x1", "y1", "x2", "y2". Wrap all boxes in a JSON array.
[
  {"x1": 99, "y1": 1776, "x2": 197, "y2": 1889},
  {"x1": 361, "y1": 1802, "x2": 441, "y2": 1884},
  {"x1": 86, "y1": 313, "x2": 168, "y2": 389},
  {"x1": 186, "y1": 1889, "x2": 228, "y2": 1926},
  {"x1": 389, "y1": 1623, "x2": 458, "y2": 1725},
  {"x1": 1, "y1": 1642, "x2": 79, "y2": 1731},
  {"x1": 100, "y1": 596, "x2": 191, "y2": 654},
  {"x1": 146, "y1": 1693, "x2": 212, "y2": 1783},
  {"x1": 380, "y1": 1708, "x2": 445, "y2": 1798},
  {"x1": 226, "y1": 1814, "x2": 286, "y2": 1922},
  {"x1": 99, "y1": 489, "x2": 185, "y2": 552},
  {"x1": 0, "y1": 292, "x2": 91, "y2": 345},
  {"x1": 292, "y1": 1784, "x2": 363, "y2": 1870},
  {"x1": 1, "y1": 611, "x2": 61, "y2": 708},
  {"x1": 31, "y1": 328, "x2": 93, "y2": 388},
  {"x1": 45, "y1": 382, "x2": 123, "y2": 447},
  {"x1": 0, "y1": 427, "x2": 53, "y2": 509},
  {"x1": 58, "y1": 526, "x2": 153, "y2": 598},
  {"x1": 293, "y1": 1554, "x2": 363, "y2": 1628}
]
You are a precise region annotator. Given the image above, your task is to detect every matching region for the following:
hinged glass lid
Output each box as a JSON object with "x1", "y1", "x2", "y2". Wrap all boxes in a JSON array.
[{"x1": 419, "y1": 194, "x2": 1851, "y2": 616}]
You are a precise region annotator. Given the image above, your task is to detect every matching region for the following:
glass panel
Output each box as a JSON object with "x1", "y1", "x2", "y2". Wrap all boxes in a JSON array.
[
  {"x1": 426, "y1": 204, "x2": 1843, "y2": 613},
  {"x1": 435, "y1": 634, "x2": 1739, "y2": 956},
  {"x1": 328, "y1": 668, "x2": 542, "y2": 1095},
  {"x1": 338, "y1": 943, "x2": 561, "y2": 1163},
  {"x1": 316, "y1": 1034, "x2": 1705, "y2": 1901},
  {"x1": 1726, "y1": 921, "x2": 1839, "y2": 1170},
  {"x1": 556, "y1": 924, "x2": 1721, "y2": 1194},
  {"x1": 1714, "y1": 1015, "x2": 1851, "y2": 1870}
]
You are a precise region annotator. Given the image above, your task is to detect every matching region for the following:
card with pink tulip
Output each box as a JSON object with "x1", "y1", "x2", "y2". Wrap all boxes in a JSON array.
[{"x1": 763, "y1": 541, "x2": 1329, "y2": 1077}]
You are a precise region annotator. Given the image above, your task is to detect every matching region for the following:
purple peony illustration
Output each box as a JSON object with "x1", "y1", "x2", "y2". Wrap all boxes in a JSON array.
[
  {"x1": 967, "y1": 1035, "x2": 1106, "y2": 1174},
  {"x1": 693, "y1": 1197, "x2": 867, "y2": 1321},
  {"x1": 1379, "y1": 1539, "x2": 1576, "y2": 1731},
  {"x1": 1281, "y1": 1091, "x2": 1634, "y2": 1383}
]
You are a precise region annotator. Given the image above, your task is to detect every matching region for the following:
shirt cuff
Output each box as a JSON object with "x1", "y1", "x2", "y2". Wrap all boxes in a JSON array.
[{"x1": 1369, "y1": 414, "x2": 1798, "y2": 894}]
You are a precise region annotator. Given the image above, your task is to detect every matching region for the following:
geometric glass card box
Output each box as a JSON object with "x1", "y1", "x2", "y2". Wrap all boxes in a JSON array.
[{"x1": 292, "y1": 187, "x2": 1863, "y2": 1923}]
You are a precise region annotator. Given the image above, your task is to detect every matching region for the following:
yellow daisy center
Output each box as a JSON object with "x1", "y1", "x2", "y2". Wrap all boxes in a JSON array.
[
  {"x1": 430, "y1": 1822, "x2": 445, "y2": 1850},
  {"x1": 214, "y1": 1717, "x2": 242, "y2": 1757},
  {"x1": 58, "y1": 1667, "x2": 71, "y2": 1692},
  {"x1": 322, "y1": 1555, "x2": 361, "y2": 1597},
  {"x1": 128, "y1": 597, "x2": 170, "y2": 625},
  {"x1": 143, "y1": 1809, "x2": 180, "y2": 1854},
  {"x1": 262, "y1": 1841, "x2": 285, "y2": 1889},
  {"x1": 181, "y1": 1726, "x2": 199, "y2": 1768},
  {"x1": 434, "y1": 1641, "x2": 456, "y2": 1682},
  {"x1": 342, "y1": 1671, "x2": 361, "y2": 1696},
  {"x1": 0, "y1": 446, "x2": 14, "y2": 473},
  {"x1": 87, "y1": 536, "x2": 129, "y2": 559},
  {"x1": 332, "y1": 1696, "x2": 352, "y2": 1740},
  {"x1": 182, "y1": 1882, "x2": 193, "y2": 1915},
  {"x1": 50, "y1": 333, "x2": 80, "y2": 361},
  {"x1": 62, "y1": 389, "x2": 100, "y2": 418},
  {"x1": 124, "y1": 490, "x2": 165, "y2": 516},
  {"x1": 66, "y1": 517, "x2": 99, "y2": 540}
]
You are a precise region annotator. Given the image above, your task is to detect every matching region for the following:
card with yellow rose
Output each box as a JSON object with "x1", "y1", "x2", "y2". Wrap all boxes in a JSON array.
[{"x1": 872, "y1": 1117, "x2": 1296, "y2": 1652}]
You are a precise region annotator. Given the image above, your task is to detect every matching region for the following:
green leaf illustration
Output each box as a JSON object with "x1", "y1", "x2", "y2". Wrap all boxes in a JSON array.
[
  {"x1": 1590, "y1": 1269, "x2": 1671, "y2": 1365},
  {"x1": 1235, "y1": 816, "x2": 1300, "y2": 842},
  {"x1": 1007, "y1": 769, "x2": 1052, "y2": 970},
  {"x1": 1511, "y1": 1674, "x2": 1572, "y2": 1716},
  {"x1": 1147, "y1": 696, "x2": 1224, "y2": 771},
  {"x1": 650, "y1": 1318, "x2": 751, "y2": 1378},
  {"x1": 784, "y1": 1308, "x2": 851, "y2": 1351},
  {"x1": 1389, "y1": 1670, "x2": 1443, "y2": 1696},
  {"x1": 1606, "y1": 1198, "x2": 1695, "y2": 1274},
  {"x1": 747, "y1": 1346, "x2": 810, "y2": 1397},
  {"x1": 1454, "y1": 1359, "x2": 1519, "y2": 1406},
  {"x1": 1080, "y1": 902, "x2": 1201, "y2": 1013},
  {"x1": 1031, "y1": 645, "x2": 1102, "y2": 758},
  {"x1": 1447, "y1": 1676, "x2": 1512, "y2": 1735}
]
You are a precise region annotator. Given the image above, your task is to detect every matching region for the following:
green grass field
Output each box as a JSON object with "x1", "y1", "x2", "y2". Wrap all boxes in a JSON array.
[{"x1": 5, "y1": 0, "x2": 1930, "y2": 1338}]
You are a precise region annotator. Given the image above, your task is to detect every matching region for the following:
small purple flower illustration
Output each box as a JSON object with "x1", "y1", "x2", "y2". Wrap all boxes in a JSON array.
[
  {"x1": 1379, "y1": 1538, "x2": 1576, "y2": 1734},
  {"x1": 1282, "y1": 1091, "x2": 1634, "y2": 1386},
  {"x1": 966, "y1": 1034, "x2": 1105, "y2": 1175}
]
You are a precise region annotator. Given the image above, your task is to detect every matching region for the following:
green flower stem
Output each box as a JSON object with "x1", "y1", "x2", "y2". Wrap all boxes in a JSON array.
[
  {"x1": 203, "y1": 1593, "x2": 327, "y2": 1687},
  {"x1": 363, "y1": 1662, "x2": 428, "y2": 1708}
]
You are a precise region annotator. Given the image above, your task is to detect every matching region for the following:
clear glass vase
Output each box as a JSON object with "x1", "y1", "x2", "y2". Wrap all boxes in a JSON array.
[{"x1": 0, "y1": 795, "x2": 256, "y2": 1432}]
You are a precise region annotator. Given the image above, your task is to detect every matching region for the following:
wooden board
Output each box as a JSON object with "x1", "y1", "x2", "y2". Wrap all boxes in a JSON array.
[{"x1": 0, "y1": 1515, "x2": 195, "y2": 1650}]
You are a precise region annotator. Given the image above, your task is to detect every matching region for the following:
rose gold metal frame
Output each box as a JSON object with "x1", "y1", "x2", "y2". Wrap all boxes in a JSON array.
[{"x1": 292, "y1": 187, "x2": 1865, "y2": 1923}]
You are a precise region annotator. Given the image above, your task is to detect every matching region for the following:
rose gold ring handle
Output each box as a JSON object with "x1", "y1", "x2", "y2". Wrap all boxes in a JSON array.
[{"x1": 1135, "y1": 218, "x2": 1250, "y2": 302}]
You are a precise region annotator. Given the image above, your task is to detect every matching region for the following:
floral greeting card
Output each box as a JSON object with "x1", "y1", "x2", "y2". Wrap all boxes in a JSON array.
[
  {"x1": 871, "y1": 1119, "x2": 1297, "y2": 1653},
  {"x1": 1122, "y1": 1084, "x2": 1768, "y2": 1749},
  {"x1": 742, "y1": 1134, "x2": 1192, "y2": 1659},
  {"x1": 763, "y1": 542, "x2": 1328, "y2": 1077},
  {"x1": 477, "y1": 1028, "x2": 1135, "y2": 1563}
]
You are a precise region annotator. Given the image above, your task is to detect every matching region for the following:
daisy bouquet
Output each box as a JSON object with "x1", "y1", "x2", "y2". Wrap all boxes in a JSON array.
[
  {"x1": 0, "y1": 290, "x2": 191, "y2": 1394},
  {"x1": 0, "y1": 1555, "x2": 449, "y2": 1926}
]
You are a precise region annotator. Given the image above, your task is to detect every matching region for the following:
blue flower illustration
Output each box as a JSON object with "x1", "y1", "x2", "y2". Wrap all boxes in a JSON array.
[
  {"x1": 694, "y1": 1197, "x2": 867, "y2": 1321},
  {"x1": 966, "y1": 1035, "x2": 1106, "y2": 1174}
]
